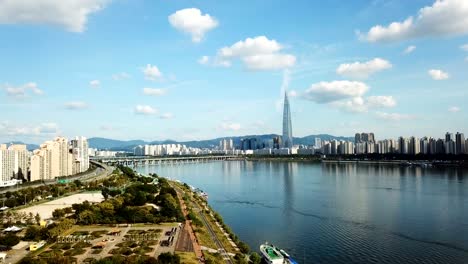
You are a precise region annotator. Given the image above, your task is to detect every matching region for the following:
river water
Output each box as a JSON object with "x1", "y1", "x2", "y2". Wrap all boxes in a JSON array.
[{"x1": 137, "y1": 161, "x2": 468, "y2": 264}]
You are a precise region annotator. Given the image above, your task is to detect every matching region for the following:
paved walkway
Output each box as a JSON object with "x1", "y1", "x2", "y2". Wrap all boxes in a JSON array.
[{"x1": 173, "y1": 185, "x2": 203, "y2": 262}]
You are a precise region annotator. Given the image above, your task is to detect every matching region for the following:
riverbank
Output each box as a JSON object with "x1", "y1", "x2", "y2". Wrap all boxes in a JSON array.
[{"x1": 170, "y1": 180, "x2": 258, "y2": 264}]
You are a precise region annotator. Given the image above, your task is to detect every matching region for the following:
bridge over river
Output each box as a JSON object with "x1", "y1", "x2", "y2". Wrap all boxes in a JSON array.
[{"x1": 91, "y1": 155, "x2": 240, "y2": 166}]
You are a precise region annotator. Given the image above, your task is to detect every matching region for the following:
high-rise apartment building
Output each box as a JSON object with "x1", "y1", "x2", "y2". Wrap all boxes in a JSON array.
[
  {"x1": 70, "y1": 136, "x2": 89, "y2": 173},
  {"x1": 282, "y1": 92, "x2": 293, "y2": 148},
  {"x1": 0, "y1": 144, "x2": 29, "y2": 186},
  {"x1": 30, "y1": 136, "x2": 88, "y2": 182}
]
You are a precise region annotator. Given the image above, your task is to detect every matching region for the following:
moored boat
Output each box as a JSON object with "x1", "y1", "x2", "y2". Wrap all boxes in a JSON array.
[{"x1": 260, "y1": 242, "x2": 298, "y2": 264}]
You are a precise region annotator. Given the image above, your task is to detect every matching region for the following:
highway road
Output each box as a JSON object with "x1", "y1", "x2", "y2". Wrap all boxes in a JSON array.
[{"x1": 0, "y1": 161, "x2": 113, "y2": 194}]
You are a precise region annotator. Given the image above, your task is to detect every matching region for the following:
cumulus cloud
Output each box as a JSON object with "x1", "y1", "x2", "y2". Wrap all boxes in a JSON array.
[
  {"x1": 213, "y1": 36, "x2": 296, "y2": 70},
  {"x1": 34, "y1": 122, "x2": 59, "y2": 134},
  {"x1": 142, "y1": 88, "x2": 166, "y2": 96},
  {"x1": 0, "y1": 0, "x2": 109, "y2": 32},
  {"x1": 219, "y1": 122, "x2": 241, "y2": 131},
  {"x1": 0, "y1": 122, "x2": 60, "y2": 137},
  {"x1": 404, "y1": 45, "x2": 416, "y2": 54},
  {"x1": 428, "y1": 69, "x2": 449, "y2": 80},
  {"x1": 333, "y1": 96, "x2": 396, "y2": 113},
  {"x1": 159, "y1": 113, "x2": 174, "y2": 119},
  {"x1": 90, "y1": 80, "x2": 100, "y2": 88},
  {"x1": 360, "y1": 0, "x2": 468, "y2": 43},
  {"x1": 64, "y1": 101, "x2": 88, "y2": 110},
  {"x1": 198, "y1": 56, "x2": 210, "y2": 65},
  {"x1": 112, "y1": 72, "x2": 130, "y2": 81},
  {"x1": 460, "y1": 43, "x2": 468, "y2": 51},
  {"x1": 448, "y1": 106, "x2": 461, "y2": 112},
  {"x1": 303, "y1": 81, "x2": 369, "y2": 103},
  {"x1": 134, "y1": 105, "x2": 157, "y2": 115},
  {"x1": 143, "y1": 64, "x2": 162, "y2": 81},
  {"x1": 4, "y1": 82, "x2": 44, "y2": 97},
  {"x1": 376, "y1": 112, "x2": 414, "y2": 121},
  {"x1": 366, "y1": 96, "x2": 397, "y2": 107},
  {"x1": 242, "y1": 54, "x2": 296, "y2": 71},
  {"x1": 336, "y1": 58, "x2": 392, "y2": 79},
  {"x1": 168, "y1": 8, "x2": 218, "y2": 43}
]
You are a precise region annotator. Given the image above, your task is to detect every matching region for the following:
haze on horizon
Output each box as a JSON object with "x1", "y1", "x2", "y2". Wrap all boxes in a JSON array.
[{"x1": 2, "y1": 0, "x2": 468, "y2": 144}]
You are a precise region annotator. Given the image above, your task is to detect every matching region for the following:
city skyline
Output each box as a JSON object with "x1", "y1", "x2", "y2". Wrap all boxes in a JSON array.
[{"x1": 2, "y1": 0, "x2": 468, "y2": 143}]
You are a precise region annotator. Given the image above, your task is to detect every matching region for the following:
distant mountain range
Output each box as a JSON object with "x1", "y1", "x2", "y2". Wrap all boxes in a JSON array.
[
  {"x1": 88, "y1": 134, "x2": 353, "y2": 151},
  {"x1": 2, "y1": 141, "x2": 40, "y2": 151}
]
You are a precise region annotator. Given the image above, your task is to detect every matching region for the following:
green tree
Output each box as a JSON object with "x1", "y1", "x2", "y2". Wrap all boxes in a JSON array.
[
  {"x1": 0, "y1": 233, "x2": 20, "y2": 247},
  {"x1": 34, "y1": 213, "x2": 41, "y2": 225},
  {"x1": 249, "y1": 252, "x2": 261, "y2": 264},
  {"x1": 23, "y1": 226, "x2": 41, "y2": 241},
  {"x1": 52, "y1": 208, "x2": 65, "y2": 219},
  {"x1": 157, "y1": 252, "x2": 180, "y2": 264}
]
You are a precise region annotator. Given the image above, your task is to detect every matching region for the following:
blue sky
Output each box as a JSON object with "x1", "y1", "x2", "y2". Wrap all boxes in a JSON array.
[{"x1": 1, "y1": 0, "x2": 467, "y2": 144}]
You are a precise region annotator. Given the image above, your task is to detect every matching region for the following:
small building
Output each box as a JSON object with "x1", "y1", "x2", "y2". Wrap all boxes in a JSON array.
[
  {"x1": 0, "y1": 253, "x2": 6, "y2": 262},
  {"x1": 108, "y1": 228, "x2": 121, "y2": 236}
]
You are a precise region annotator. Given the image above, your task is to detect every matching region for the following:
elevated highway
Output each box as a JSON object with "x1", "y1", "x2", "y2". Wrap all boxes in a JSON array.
[{"x1": 92, "y1": 155, "x2": 239, "y2": 166}]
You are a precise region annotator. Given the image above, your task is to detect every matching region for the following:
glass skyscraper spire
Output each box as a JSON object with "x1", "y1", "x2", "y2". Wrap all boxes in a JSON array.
[{"x1": 282, "y1": 92, "x2": 293, "y2": 148}]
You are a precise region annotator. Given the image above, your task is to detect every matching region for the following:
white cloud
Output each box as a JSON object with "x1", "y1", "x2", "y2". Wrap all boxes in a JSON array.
[
  {"x1": 333, "y1": 96, "x2": 396, "y2": 113},
  {"x1": 143, "y1": 64, "x2": 162, "y2": 81},
  {"x1": 332, "y1": 97, "x2": 368, "y2": 113},
  {"x1": 64, "y1": 101, "x2": 88, "y2": 110},
  {"x1": 376, "y1": 112, "x2": 414, "y2": 121},
  {"x1": 34, "y1": 122, "x2": 59, "y2": 134},
  {"x1": 448, "y1": 106, "x2": 461, "y2": 112},
  {"x1": 112, "y1": 72, "x2": 130, "y2": 81},
  {"x1": 0, "y1": 0, "x2": 109, "y2": 33},
  {"x1": 168, "y1": 8, "x2": 218, "y2": 43},
  {"x1": 4, "y1": 82, "x2": 43, "y2": 97},
  {"x1": 0, "y1": 122, "x2": 60, "y2": 137},
  {"x1": 303, "y1": 81, "x2": 369, "y2": 103},
  {"x1": 336, "y1": 58, "x2": 392, "y2": 79},
  {"x1": 219, "y1": 36, "x2": 282, "y2": 58},
  {"x1": 428, "y1": 69, "x2": 449, "y2": 80},
  {"x1": 242, "y1": 54, "x2": 296, "y2": 70},
  {"x1": 366, "y1": 96, "x2": 397, "y2": 107},
  {"x1": 360, "y1": 0, "x2": 468, "y2": 43},
  {"x1": 159, "y1": 113, "x2": 174, "y2": 119},
  {"x1": 460, "y1": 43, "x2": 468, "y2": 51},
  {"x1": 142, "y1": 88, "x2": 166, "y2": 96},
  {"x1": 198, "y1": 56, "x2": 209, "y2": 65},
  {"x1": 134, "y1": 105, "x2": 157, "y2": 115},
  {"x1": 404, "y1": 45, "x2": 416, "y2": 54},
  {"x1": 214, "y1": 36, "x2": 296, "y2": 71},
  {"x1": 198, "y1": 55, "x2": 231, "y2": 67},
  {"x1": 90, "y1": 80, "x2": 100, "y2": 88},
  {"x1": 219, "y1": 122, "x2": 241, "y2": 131}
]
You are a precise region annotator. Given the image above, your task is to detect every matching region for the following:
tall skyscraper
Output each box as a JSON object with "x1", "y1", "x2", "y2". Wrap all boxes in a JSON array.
[
  {"x1": 455, "y1": 132, "x2": 465, "y2": 154},
  {"x1": 282, "y1": 92, "x2": 293, "y2": 148}
]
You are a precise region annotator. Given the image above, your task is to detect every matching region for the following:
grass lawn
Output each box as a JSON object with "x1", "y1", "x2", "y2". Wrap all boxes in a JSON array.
[{"x1": 176, "y1": 251, "x2": 199, "y2": 264}]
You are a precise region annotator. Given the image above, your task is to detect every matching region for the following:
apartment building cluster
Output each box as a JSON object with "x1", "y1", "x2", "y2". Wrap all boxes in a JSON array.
[
  {"x1": 316, "y1": 132, "x2": 468, "y2": 155},
  {"x1": 134, "y1": 144, "x2": 201, "y2": 156},
  {"x1": 0, "y1": 136, "x2": 90, "y2": 187}
]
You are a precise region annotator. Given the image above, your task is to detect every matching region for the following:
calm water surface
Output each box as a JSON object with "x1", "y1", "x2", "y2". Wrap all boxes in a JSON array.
[{"x1": 137, "y1": 161, "x2": 468, "y2": 264}]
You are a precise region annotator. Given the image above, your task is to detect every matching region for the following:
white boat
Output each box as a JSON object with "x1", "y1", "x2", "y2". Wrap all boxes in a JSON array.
[
  {"x1": 260, "y1": 242, "x2": 299, "y2": 264},
  {"x1": 260, "y1": 243, "x2": 284, "y2": 264}
]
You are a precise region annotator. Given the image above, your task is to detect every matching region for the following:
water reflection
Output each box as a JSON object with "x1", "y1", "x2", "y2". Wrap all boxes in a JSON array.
[{"x1": 137, "y1": 161, "x2": 468, "y2": 264}]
